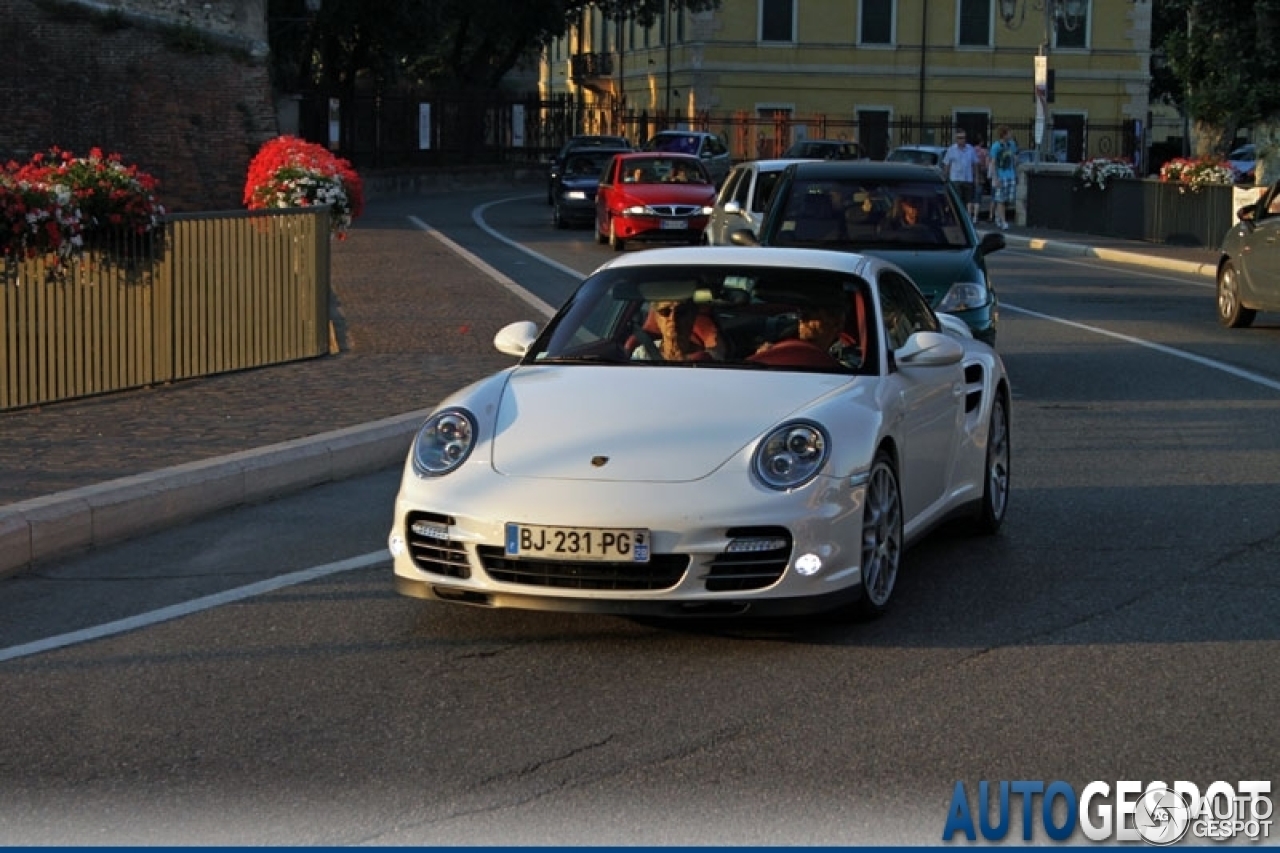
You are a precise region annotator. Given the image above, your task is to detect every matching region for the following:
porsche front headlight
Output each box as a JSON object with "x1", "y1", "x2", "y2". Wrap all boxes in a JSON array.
[
  {"x1": 753, "y1": 421, "x2": 830, "y2": 490},
  {"x1": 412, "y1": 408, "x2": 476, "y2": 476}
]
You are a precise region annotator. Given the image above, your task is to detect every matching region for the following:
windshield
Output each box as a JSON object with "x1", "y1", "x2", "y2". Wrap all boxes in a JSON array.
[
  {"x1": 887, "y1": 148, "x2": 940, "y2": 165},
  {"x1": 564, "y1": 150, "x2": 621, "y2": 178},
  {"x1": 766, "y1": 177, "x2": 972, "y2": 250},
  {"x1": 644, "y1": 134, "x2": 701, "y2": 155},
  {"x1": 528, "y1": 264, "x2": 879, "y2": 375},
  {"x1": 620, "y1": 157, "x2": 711, "y2": 185}
]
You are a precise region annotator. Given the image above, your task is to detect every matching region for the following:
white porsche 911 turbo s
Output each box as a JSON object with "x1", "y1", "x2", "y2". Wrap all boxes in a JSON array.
[{"x1": 388, "y1": 246, "x2": 1010, "y2": 620}]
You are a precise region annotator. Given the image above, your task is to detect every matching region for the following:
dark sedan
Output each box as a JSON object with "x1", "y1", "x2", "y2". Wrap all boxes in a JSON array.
[
  {"x1": 546, "y1": 134, "x2": 631, "y2": 204},
  {"x1": 551, "y1": 147, "x2": 630, "y2": 228},
  {"x1": 782, "y1": 139, "x2": 867, "y2": 161},
  {"x1": 731, "y1": 160, "x2": 1004, "y2": 344},
  {"x1": 1217, "y1": 179, "x2": 1280, "y2": 327}
]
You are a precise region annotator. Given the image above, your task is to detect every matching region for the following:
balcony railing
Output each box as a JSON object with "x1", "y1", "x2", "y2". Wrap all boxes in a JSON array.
[{"x1": 570, "y1": 52, "x2": 614, "y2": 82}]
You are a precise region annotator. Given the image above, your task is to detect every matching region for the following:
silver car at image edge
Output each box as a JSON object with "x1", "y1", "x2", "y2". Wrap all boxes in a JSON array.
[{"x1": 387, "y1": 246, "x2": 1011, "y2": 621}]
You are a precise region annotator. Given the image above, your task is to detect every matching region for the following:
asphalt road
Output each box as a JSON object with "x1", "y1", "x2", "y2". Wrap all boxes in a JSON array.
[{"x1": 1, "y1": 192, "x2": 1277, "y2": 845}]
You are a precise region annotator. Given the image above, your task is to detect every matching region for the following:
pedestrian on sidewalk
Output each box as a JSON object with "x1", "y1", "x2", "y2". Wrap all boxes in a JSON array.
[
  {"x1": 989, "y1": 125, "x2": 1018, "y2": 230},
  {"x1": 942, "y1": 129, "x2": 980, "y2": 220}
]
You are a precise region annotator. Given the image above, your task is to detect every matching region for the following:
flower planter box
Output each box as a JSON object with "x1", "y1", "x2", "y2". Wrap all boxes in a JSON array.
[{"x1": 1026, "y1": 171, "x2": 1234, "y2": 247}]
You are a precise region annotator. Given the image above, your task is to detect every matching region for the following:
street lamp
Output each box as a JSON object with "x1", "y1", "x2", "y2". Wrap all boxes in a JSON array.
[
  {"x1": 997, "y1": 0, "x2": 1084, "y2": 33},
  {"x1": 998, "y1": 0, "x2": 1085, "y2": 160}
]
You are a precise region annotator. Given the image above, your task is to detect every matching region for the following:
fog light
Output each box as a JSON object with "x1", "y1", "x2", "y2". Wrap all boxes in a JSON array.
[
  {"x1": 794, "y1": 553, "x2": 823, "y2": 576},
  {"x1": 411, "y1": 520, "x2": 450, "y2": 540},
  {"x1": 727, "y1": 536, "x2": 788, "y2": 553},
  {"x1": 388, "y1": 534, "x2": 406, "y2": 557}
]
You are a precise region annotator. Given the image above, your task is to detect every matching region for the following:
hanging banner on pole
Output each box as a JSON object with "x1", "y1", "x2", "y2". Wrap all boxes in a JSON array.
[{"x1": 1033, "y1": 55, "x2": 1048, "y2": 147}]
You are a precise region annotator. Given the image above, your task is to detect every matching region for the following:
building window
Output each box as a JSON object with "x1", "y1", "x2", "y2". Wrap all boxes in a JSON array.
[
  {"x1": 1054, "y1": 2, "x2": 1088, "y2": 49},
  {"x1": 860, "y1": 0, "x2": 893, "y2": 45},
  {"x1": 761, "y1": 0, "x2": 794, "y2": 43},
  {"x1": 958, "y1": 0, "x2": 990, "y2": 47}
]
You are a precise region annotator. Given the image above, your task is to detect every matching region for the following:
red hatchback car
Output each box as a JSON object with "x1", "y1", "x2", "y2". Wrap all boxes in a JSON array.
[{"x1": 595, "y1": 152, "x2": 718, "y2": 251}]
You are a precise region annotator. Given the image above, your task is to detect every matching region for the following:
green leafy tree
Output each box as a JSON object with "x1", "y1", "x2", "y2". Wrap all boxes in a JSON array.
[
  {"x1": 1159, "y1": 0, "x2": 1280, "y2": 182},
  {"x1": 270, "y1": 0, "x2": 720, "y2": 93}
]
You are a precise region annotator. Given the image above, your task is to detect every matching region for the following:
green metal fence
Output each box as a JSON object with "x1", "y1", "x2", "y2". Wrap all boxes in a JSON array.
[{"x1": 0, "y1": 208, "x2": 331, "y2": 411}]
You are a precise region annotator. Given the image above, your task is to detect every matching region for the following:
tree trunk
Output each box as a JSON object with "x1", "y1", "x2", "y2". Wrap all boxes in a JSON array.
[{"x1": 1255, "y1": 121, "x2": 1280, "y2": 186}]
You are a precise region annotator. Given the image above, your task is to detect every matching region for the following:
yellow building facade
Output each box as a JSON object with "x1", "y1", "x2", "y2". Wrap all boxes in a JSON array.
[{"x1": 542, "y1": 0, "x2": 1153, "y2": 165}]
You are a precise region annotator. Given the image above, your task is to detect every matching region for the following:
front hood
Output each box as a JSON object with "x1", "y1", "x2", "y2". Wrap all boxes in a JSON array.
[
  {"x1": 860, "y1": 248, "x2": 982, "y2": 302},
  {"x1": 560, "y1": 177, "x2": 601, "y2": 193},
  {"x1": 490, "y1": 366, "x2": 851, "y2": 481}
]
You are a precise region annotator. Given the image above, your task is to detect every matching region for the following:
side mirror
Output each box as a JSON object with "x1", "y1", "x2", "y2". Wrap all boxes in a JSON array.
[
  {"x1": 729, "y1": 228, "x2": 760, "y2": 246},
  {"x1": 723, "y1": 200, "x2": 743, "y2": 217},
  {"x1": 896, "y1": 331, "x2": 965, "y2": 367},
  {"x1": 977, "y1": 231, "x2": 1006, "y2": 256},
  {"x1": 1237, "y1": 205, "x2": 1257, "y2": 224},
  {"x1": 494, "y1": 320, "x2": 539, "y2": 357}
]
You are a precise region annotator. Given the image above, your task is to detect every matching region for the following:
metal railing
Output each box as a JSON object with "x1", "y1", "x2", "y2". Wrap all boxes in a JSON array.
[
  {"x1": 1, "y1": 208, "x2": 331, "y2": 411},
  {"x1": 1025, "y1": 171, "x2": 1233, "y2": 246}
]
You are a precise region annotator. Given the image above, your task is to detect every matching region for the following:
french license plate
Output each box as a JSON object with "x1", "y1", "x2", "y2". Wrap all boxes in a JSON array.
[
  {"x1": 504, "y1": 523, "x2": 650, "y2": 563},
  {"x1": 659, "y1": 219, "x2": 688, "y2": 230}
]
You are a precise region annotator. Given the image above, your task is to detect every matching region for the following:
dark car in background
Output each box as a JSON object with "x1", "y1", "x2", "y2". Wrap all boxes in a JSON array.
[
  {"x1": 641, "y1": 130, "x2": 733, "y2": 186},
  {"x1": 1217, "y1": 178, "x2": 1280, "y2": 327},
  {"x1": 730, "y1": 160, "x2": 1004, "y2": 344},
  {"x1": 551, "y1": 147, "x2": 631, "y2": 228},
  {"x1": 546, "y1": 135, "x2": 631, "y2": 204},
  {"x1": 782, "y1": 139, "x2": 867, "y2": 161}
]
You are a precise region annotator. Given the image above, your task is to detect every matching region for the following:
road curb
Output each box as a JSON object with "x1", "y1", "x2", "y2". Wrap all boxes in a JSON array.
[
  {"x1": 0, "y1": 409, "x2": 430, "y2": 578},
  {"x1": 998, "y1": 232, "x2": 1219, "y2": 279}
]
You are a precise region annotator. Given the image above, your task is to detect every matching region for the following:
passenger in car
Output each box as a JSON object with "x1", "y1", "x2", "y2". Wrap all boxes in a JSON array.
[
  {"x1": 748, "y1": 295, "x2": 859, "y2": 368},
  {"x1": 630, "y1": 300, "x2": 720, "y2": 362}
]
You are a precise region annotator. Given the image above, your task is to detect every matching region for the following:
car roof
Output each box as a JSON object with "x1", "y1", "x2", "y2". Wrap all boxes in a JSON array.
[
  {"x1": 617, "y1": 151, "x2": 703, "y2": 162},
  {"x1": 598, "y1": 245, "x2": 877, "y2": 278},
  {"x1": 784, "y1": 160, "x2": 947, "y2": 181},
  {"x1": 889, "y1": 144, "x2": 947, "y2": 153},
  {"x1": 649, "y1": 130, "x2": 716, "y2": 139},
  {"x1": 735, "y1": 158, "x2": 818, "y2": 171}
]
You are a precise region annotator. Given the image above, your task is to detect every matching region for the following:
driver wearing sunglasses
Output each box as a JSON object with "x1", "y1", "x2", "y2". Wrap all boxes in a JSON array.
[{"x1": 631, "y1": 299, "x2": 720, "y2": 362}]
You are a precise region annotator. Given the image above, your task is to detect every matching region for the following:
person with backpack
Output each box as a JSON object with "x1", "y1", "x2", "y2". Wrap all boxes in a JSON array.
[{"x1": 988, "y1": 125, "x2": 1019, "y2": 230}]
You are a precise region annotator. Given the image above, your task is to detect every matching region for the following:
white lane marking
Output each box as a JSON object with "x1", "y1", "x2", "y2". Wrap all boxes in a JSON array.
[
  {"x1": 472, "y1": 196, "x2": 590, "y2": 282},
  {"x1": 1002, "y1": 302, "x2": 1280, "y2": 393},
  {"x1": 409, "y1": 214, "x2": 557, "y2": 318},
  {"x1": 0, "y1": 551, "x2": 387, "y2": 663}
]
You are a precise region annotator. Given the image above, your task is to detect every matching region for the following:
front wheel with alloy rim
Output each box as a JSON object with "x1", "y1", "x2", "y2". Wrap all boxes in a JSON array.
[
  {"x1": 1217, "y1": 261, "x2": 1256, "y2": 328},
  {"x1": 851, "y1": 450, "x2": 903, "y2": 620},
  {"x1": 974, "y1": 389, "x2": 1010, "y2": 534}
]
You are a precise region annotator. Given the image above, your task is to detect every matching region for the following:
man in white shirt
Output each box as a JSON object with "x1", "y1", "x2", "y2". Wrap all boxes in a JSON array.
[{"x1": 941, "y1": 130, "x2": 980, "y2": 219}]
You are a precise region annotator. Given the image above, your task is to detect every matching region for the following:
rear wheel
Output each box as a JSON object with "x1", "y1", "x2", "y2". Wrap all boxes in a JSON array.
[
  {"x1": 609, "y1": 218, "x2": 626, "y2": 252},
  {"x1": 1217, "y1": 261, "x2": 1256, "y2": 328},
  {"x1": 595, "y1": 221, "x2": 607, "y2": 244},
  {"x1": 851, "y1": 450, "x2": 902, "y2": 620},
  {"x1": 974, "y1": 390, "x2": 1010, "y2": 534}
]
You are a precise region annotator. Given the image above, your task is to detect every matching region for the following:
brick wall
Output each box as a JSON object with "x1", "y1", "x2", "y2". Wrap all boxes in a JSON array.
[{"x1": 0, "y1": 0, "x2": 278, "y2": 212}]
